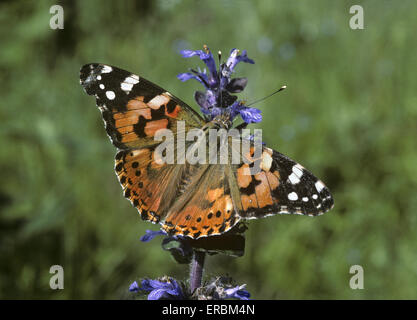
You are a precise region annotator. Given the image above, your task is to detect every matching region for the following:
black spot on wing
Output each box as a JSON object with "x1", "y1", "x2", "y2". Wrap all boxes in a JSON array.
[
  {"x1": 166, "y1": 99, "x2": 177, "y2": 114},
  {"x1": 133, "y1": 116, "x2": 148, "y2": 138},
  {"x1": 141, "y1": 209, "x2": 149, "y2": 221},
  {"x1": 150, "y1": 104, "x2": 166, "y2": 119},
  {"x1": 115, "y1": 162, "x2": 124, "y2": 172},
  {"x1": 115, "y1": 150, "x2": 125, "y2": 161},
  {"x1": 132, "y1": 105, "x2": 170, "y2": 138},
  {"x1": 218, "y1": 223, "x2": 226, "y2": 233},
  {"x1": 239, "y1": 177, "x2": 262, "y2": 196}
]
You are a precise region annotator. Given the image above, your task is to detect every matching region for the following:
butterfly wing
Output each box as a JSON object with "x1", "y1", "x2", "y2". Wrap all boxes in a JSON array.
[
  {"x1": 80, "y1": 63, "x2": 205, "y2": 225},
  {"x1": 230, "y1": 143, "x2": 334, "y2": 219},
  {"x1": 114, "y1": 146, "x2": 187, "y2": 223},
  {"x1": 80, "y1": 63, "x2": 204, "y2": 149}
]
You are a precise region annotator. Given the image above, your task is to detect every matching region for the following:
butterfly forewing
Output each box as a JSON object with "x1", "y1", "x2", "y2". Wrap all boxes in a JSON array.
[
  {"x1": 80, "y1": 63, "x2": 204, "y2": 149},
  {"x1": 80, "y1": 63, "x2": 206, "y2": 231}
]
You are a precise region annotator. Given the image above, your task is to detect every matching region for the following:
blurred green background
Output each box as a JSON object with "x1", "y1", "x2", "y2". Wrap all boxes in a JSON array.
[{"x1": 1, "y1": 0, "x2": 416, "y2": 299}]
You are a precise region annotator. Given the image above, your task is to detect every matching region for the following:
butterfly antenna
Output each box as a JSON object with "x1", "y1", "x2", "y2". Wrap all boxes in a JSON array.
[{"x1": 246, "y1": 85, "x2": 287, "y2": 107}]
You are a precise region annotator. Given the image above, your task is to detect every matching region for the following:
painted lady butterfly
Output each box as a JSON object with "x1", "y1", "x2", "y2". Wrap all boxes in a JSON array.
[{"x1": 80, "y1": 63, "x2": 334, "y2": 239}]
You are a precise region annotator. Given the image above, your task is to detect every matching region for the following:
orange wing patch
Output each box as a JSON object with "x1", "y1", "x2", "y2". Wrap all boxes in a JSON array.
[
  {"x1": 161, "y1": 165, "x2": 240, "y2": 239},
  {"x1": 234, "y1": 146, "x2": 282, "y2": 216},
  {"x1": 162, "y1": 192, "x2": 238, "y2": 239}
]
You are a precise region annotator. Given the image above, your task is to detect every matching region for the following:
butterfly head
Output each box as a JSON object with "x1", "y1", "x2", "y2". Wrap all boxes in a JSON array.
[{"x1": 177, "y1": 46, "x2": 262, "y2": 125}]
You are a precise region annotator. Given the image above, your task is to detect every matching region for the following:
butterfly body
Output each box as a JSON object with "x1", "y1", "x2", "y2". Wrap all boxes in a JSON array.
[{"x1": 80, "y1": 63, "x2": 334, "y2": 239}]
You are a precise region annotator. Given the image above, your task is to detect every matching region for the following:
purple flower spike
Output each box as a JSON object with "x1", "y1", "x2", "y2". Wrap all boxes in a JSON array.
[
  {"x1": 180, "y1": 46, "x2": 218, "y2": 85},
  {"x1": 140, "y1": 229, "x2": 166, "y2": 242},
  {"x1": 177, "y1": 45, "x2": 261, "y2": 124},
  {"x1": 239, "y1": 107, "x2": 262, "y2": 123},
  {"x1": 224, "y1": 285, "x2": 251, "y2": 300},
  {"x1": 230, "y1": 101, "x2": 263, "y2": 124},
  {"x1": 129, "y1": 281, "x2": 140, "y2": 292},
  {"x1": 177, "y1": 72, "x2": 208, "y2": 87},
  {"x1": 226, "y1": 49, "x2": 255, "y2": 72},
  {"x1": 131, "y1": 278, "x2": 184, "y2": 300},
  {"x1": 180, "y1": 50, "x2": 206, "y2": 58},
  {"x1": 177, "y1": 72, "x2": 198, "y2": 82}
]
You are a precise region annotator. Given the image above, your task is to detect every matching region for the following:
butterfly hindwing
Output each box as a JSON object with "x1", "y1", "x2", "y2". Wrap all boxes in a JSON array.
[
  {"x1": 115, "y1": 146, "x2": 185, "y2": 224},
  {"x1": 161, "y1": 163, "x2": 241, "y2": 239},
  {"x1": 80, "y1": 63, "x2": 204, "y2": 149}
]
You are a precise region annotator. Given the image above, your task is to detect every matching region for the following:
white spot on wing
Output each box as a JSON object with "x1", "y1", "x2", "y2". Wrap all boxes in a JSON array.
[
  {"x1": 261, "y1": 151, "x2": 272, "y2": 171},
  {"x1": 312, "y1": 194, "x2": 318, "y2": 200},
  {"x1": 99, "y1": 84, "x2": 105, "y2": 89},
  {"x1": 124, "y1": 75, "x2": 139, "y2": 84},
  {"x1": 97, "y1": 75, "x2": 102, "y2": 80},
  {"x1": 292, "y1": 164, "x2": 304, "y2": 178},
  {"x1": 148, "y1": 94, "x2": 170, "y2": 109},
  {"x1": 106, "y1": 91, "x2": 115, "y2": 100},
  {"x1": 120, "y1": 75, "x2": 140, "y2": 94},
  {"x1": 121, "y1": 82, "x2": 134, "y2": 92},
  {"x1": 288, "y1": 172, "x2": 300, "y2": 184},
  {"x1": 302, "y1": 197, "x2": 309, "y2": 202},
  {"x1": 288, "y1": 192, "x2": 298, "y2": 201},
  {"x1": 288, "y1": 164, "x2": 304, "y2": 184},
  {"x1": 101, "y1": 65, "x2": 112, "y2": 73},
  {"x1": 315, "y1": 181, "x2": 325, "y2": 192}
]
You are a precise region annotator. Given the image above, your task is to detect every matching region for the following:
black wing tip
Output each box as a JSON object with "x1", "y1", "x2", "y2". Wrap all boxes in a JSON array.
[
  {"x1": 80, "y1": 63, "x2": 100, "y2": 71},
  {"x1": 79, "y1": 63, "x2": 107, "y2": 95},
  {"x1": 324, "y1": 191, "x2": 335, "y2": 211},
  {"x1": 314, "y1": 187, "x2": 334, "y2": 215},
  {"x1": 80, "y1": 63, "x2": 100, "y2": 83}
]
